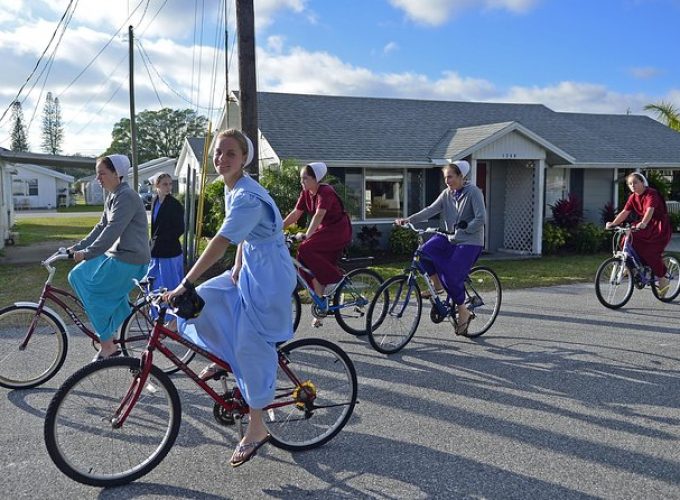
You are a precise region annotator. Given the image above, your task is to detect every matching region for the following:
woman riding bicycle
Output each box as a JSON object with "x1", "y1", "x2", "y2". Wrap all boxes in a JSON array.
[
  {"x1": 395, "y1": 160, "x2": 486, "y2": 335},
  {"x1": 605, "y1": 171, "x2": 672, "y2": 295},
  {"x1": 282, "y1": 162, "x2": 352, "y2": 326},
  {"x1": 68, "y1": 155, "x2": 150, "y2": 361},
  {"x1": 165, "y1": 129, "x2": 296, "y2": 467}
]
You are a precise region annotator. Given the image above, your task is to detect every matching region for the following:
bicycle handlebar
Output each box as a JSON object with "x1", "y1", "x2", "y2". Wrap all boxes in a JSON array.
[
  {"x1": 397, "y1": 222, "x2": 454, "y2": 236},
  {"x1": 42, "y1": 248, "x2": 72, "y2": 266},
  {"x1": 605, "y1": 224, "x2": 639, "y2": 233}
]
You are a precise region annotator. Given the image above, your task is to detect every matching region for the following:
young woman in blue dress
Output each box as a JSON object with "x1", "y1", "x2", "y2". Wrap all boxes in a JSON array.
[{"x1": 165, "y1": 129, "x2": 296, "y2": 467}]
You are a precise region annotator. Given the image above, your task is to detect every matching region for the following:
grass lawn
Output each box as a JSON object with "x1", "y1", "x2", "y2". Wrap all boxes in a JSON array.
[{"x1": 13, "y1": 216, "x2": 100, "y2": 246}]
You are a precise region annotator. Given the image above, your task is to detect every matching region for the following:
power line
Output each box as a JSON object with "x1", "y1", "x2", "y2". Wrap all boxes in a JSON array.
[
  {"x1": 136, "y1": 40, "x2": 164, "y2": 108},
  {"x1": 0, "y1": 0, "x2": 76, "y2": 125}
]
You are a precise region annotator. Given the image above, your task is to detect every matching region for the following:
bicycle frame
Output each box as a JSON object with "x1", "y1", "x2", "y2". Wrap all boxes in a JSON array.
[
  {"x1": 112, "y1": 302, "x2": 311, "y2": 428},
  {"x1": 612, "y1": 227, "x2": 654, "y2": 287}
]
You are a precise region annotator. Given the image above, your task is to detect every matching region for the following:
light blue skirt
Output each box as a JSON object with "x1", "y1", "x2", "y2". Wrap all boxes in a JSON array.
[
  {"x1": 146, "y1": 254, "x2": 184, "y2": 291},
  {"x1": 68, "y1": 255, "x2": 149, "y2": 341}
]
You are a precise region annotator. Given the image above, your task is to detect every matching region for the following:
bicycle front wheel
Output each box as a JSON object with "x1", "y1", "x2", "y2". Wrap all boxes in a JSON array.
[
  {"x1": 463, "y1": 266, "x2": 502, "y2": 338},
  {"x1": 333, "y1": 268, "x2": 384, "y2": 336},
  {"x1": 263, "y1": 338, "x2": 357, "y2": 452},
  {"x1": 651, "y1": 254, "x2": 680, "y2": 302},
  {"x1": 595, "y1": 257, "x2": 633, "y2": 309},
  {"x1": 367, "y1": 275, "x2": 422, "y2": 354},
  {"x1": 44, "y1": 357, "x2": 181, "y2": 487},
  {"x1": 118, "y1": 301, "x2": 195, "y2": 374},
  {"x1": 0, "y1": 305, "x2": 68, "y2": 389},
  {"x1": 292, "y1": 290, "x2": 301, "y2": 332}
]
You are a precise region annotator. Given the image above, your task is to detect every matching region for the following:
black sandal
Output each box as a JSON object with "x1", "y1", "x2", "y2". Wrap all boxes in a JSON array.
[{"x1": 230, "y1": 434, "x2": 271, "y2": 468}]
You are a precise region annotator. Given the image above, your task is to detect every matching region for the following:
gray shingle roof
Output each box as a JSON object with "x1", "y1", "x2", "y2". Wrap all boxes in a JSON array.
[
  {"x1": 187, "y1": 137, "x2": 205, "y2": 164},
  {"x1": 253, "y1": 92, "x2": 680, "y2": 166}
]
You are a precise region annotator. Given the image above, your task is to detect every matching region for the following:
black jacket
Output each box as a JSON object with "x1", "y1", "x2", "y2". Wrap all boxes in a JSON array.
[{"x1": 150, "y1": 195, "x2": 185, "y2": 258}]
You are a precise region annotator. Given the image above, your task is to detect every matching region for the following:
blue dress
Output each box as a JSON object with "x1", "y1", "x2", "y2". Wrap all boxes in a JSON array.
[{"x1": 180, "y1": 176, "x2": 296, "y2": 409}]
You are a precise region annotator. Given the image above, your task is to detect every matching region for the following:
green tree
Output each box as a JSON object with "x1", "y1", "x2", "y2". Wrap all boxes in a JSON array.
[
  {"x1": 103, "y1": 108, "x2": 208, "y2": 164},
  {"x1": 41, "y1": 92, "x2": 64, "y2": 154},
  {"x1": 10, "y1": 101, "x2": 29, "y2": 151},
  {"x1": 645, "y1": 101, "x2": 680, "y2": 131},
  {"x1": 645, "y1": 101, "x2": 680, "y2": 198}
]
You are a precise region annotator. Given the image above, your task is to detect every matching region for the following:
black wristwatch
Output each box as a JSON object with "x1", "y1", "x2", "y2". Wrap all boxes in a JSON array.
[{"x1": 181, "y1": 278, "x2": 195, "y2": 290}]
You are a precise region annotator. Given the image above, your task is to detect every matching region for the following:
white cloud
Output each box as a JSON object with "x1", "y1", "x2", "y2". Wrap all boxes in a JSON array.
[
  {"x1": 629, "y1": 66, "x2": 662, "y2": 79},
  {"x1": 388, "y1": 0, "x2": 539, "y2": 25},
  {"x1": 383, "y1": 41, "x2": 399, "y2": 54},
  {"x1": 267, "y1": 35, "x2": 285, "y2": 53}
]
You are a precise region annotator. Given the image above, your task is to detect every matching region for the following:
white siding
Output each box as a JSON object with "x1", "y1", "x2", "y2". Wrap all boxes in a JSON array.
[{"x1": 476, "y1": 131, "x2": 546, "y2": 160}]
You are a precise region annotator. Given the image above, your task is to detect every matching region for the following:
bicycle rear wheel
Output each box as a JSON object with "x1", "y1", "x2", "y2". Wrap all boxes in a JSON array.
[
  {"x1": 118, "y1": 301, "x2": 195, "y2": 374},
  {"x1": 292, "y1": 290, "x2": 301, "y2": 332},
  {"x1": 462, "y1": 266, "x2": 502, "y2": 338},
  {"x1": 651, "y1": 254, "x2": 680, "y2": 302},
  {"x1": 0, "y1": 305, "x2": 68, "y2": 389},
  {"x1": 595, "y1": 257, "x2": 633, "y2": 309},
  {"x1": 262, "y1": 338, "x2": 357, "y2": 451},
  {"x1": 367, "y1": 275, "x2": 422, "y2": 354},
  {"x1": 44, "y1": 357, "x2": 181, "y2": 487},
  {"x1": 333, "y1": 268, "x2": 384, "y2": 336}
]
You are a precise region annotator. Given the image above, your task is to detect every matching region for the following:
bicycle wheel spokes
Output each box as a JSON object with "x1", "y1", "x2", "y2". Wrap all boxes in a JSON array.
[
  {"x1": 263, "y1": 338, "x2": 357, "y2": 452},
  {"x1": 119, "y1": 304, "x2": 194, "y2": 374},
  {"x1": 653, "y1": 255, "x2": 680, "y2": 302},
  {"x1": 595, "y1": 257, "x2": 634, "y2": 309},
  {"x1": 367, "y1": 276, "x2": 422, "y2": 354},
  {"x1": 44, "y1": 358, "x2": 181, "y2": 487},
  {"x1": 0, "y1": 305, "x2": 67, "y2": 389},
  {"x1": 463, "y1": 266, "x2": 502, "y2": 338},
  {"x1": 333, "y1": 268, "x2": 384, "y2": 336}
]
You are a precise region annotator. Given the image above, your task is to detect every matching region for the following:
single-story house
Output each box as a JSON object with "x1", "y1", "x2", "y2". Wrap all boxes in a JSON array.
[
  {"x1": 12, "y1": 163, "x2": 74, "y2": 210},
  {"x1": 81, "y1": 157, "x2": 178, "y2": 206},
  {"x1": 0, "y1": 149, "x2": 94, "y2": 249},
  {"x1": 211, "y1": 91, "x2": 680, "y2": 255},
  {"x1": 175, "y1": 137, "x2": 207, "y2": 196}
]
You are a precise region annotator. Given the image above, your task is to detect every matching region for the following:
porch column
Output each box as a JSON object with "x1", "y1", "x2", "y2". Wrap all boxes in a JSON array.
[
  {"x1": 613, "y1": 168, "x2": 619, "y2": 210},
  {"x1": 470, "y1": 158, "x2": 477, "y2": 185},
  {"x1": 533, "y1": 159, "x2": 546, "y2": 254}
]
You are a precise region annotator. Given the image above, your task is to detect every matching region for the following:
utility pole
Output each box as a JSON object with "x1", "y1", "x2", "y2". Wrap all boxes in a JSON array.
[
  {"x1": 236, "y1": 0, "x2": 258, "y2": 179},
  {"x1": 128, "y1": 25, "x2": 138, "y2": 191}
]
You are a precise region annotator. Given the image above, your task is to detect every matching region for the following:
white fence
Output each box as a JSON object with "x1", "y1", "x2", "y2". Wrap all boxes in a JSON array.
[{"x1": 667, "y1": 200, "x2": 680, "y2": 214}]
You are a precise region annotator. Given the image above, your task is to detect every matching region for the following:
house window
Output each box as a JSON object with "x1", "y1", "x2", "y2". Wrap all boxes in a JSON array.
[
  {"x1": 12, "y1": 179, "x2": 26, "y2": 196},
  {"x1": 407, "y1": 169, "x2": 425, "y2": 214},
  {"x1": 545, "y1": 167, "x2": 568, "y2": 218},
  {"x1": 341, "y1": 169, "x2": 363, "y2": 220},
  {"x1": 365, "y1": 169, "x2": 403, "y2": 219},
  {"x1": 27, "y1": 179, "x2": 39, "y2": 196}
]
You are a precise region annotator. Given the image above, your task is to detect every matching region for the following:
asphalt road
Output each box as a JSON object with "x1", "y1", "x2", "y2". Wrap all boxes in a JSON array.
[{"x1": 1, "y1": 283, "x2": 679, "y2": 499}]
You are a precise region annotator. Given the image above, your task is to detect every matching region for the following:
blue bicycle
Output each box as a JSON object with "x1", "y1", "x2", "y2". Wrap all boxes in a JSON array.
[
  {"x1": 365, "y1": 223, "x2": 502, "y2": 354},
  {"x1": 287, "y1": 237, "x2": 384, "y2": 336},
  {"x1": 595, "y1": 225, "x2": 679, "y2": 309}
]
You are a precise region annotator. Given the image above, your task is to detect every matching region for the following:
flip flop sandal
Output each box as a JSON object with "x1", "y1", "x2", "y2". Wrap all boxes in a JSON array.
[
  {"x1": 92, "y1": 350, "x2": 122, "y2": 362},
  {"x1": 230, "y1": 434, "x2": 271, "y2": 468},
  {"x1": 199, "y1": 363, "x2": 226, "y2": 381}
]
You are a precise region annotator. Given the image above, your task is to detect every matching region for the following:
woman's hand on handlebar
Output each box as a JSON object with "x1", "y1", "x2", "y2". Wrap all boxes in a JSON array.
[
  {"x1": 394, "y1": 218, "x2": 408, "y2": 226},
  {"x1": 294, "y1": 232, "x2": 307, "y2": 241},
  {"x1": 163, "y1": 283, "x2": 187, "y2": 303}
]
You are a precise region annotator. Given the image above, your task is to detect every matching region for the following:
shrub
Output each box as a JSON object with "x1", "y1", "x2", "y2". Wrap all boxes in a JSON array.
[
  {"x1": 644, "y1": 170, "x2": 671, "y2": 200},
  {"x1": 600, "y1": 201, "x2": 616, "y2": 225},
  {"x1": 550, "y1": 192, "x2": 583, "y2": 230},
  {"x1": 201, "y1": 179, "x2": 226, "y2": 237},
  {"x1": 388, "y1": 224, "x2": 418, "y2": 256},
  {"x1": 570, "y1": 222, "x2": 606, "y2": 254},
  {"x1": 356, "y1": 225, "x2": 381, "y2": 255},
  {"x1": 542, "y1": 222, "x2": 568, "y2": 254}
]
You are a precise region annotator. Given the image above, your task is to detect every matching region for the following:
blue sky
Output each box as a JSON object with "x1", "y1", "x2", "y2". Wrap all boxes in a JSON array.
[{"x1": 0, "y1": 0, "x2": 678, "y2": 155}]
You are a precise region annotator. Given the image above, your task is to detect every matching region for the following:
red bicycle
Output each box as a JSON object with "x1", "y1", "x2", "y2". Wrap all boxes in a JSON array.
[
  {"x1": 0, "y1": 249, "x2": 192, "y2": 389},
  {"x1": 43, "y1": 291, "x2": 358, "y2": 487}
]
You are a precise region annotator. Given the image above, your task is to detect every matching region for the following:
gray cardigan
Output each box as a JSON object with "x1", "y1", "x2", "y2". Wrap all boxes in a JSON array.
[
  {"x1": 408, "y1": 183, "x2": 486, "y2": 246},
  {"x1": 74, "y1": 182, "x2": 151, "y2": 265}
]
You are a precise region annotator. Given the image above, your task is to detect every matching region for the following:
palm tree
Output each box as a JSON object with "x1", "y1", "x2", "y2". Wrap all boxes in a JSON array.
[
  {"x1": 644, "y1": 101, "x2": 680, "y2": 131},
  {"x1": 645, "y1": 101, "x2": 680, "y2": 199}
]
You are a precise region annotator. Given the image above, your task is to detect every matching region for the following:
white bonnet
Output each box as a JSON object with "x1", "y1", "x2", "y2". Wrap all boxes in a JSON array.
[
  {"x1": 107, "y1": 154, "x2": 130, "y2": 177},
  {"x1": 307, "y1": 162, "x2": 327, "y2": 182}
]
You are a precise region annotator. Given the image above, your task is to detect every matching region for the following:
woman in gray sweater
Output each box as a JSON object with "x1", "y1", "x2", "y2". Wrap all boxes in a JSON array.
[
  {"x1": 396, "y1": 160, "x2": 486, "y2": 335},
  {"x1": 68, "y1": 154, "x2": 150, "y2": 360}
]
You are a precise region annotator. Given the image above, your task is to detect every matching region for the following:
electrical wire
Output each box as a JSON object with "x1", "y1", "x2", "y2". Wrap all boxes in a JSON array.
[
  {"x1": 136, "y1": 40, "x2": 164, "y2": 108},
  {"x1": 0, "y1": 0, "x2": 76, "y2": 125}
]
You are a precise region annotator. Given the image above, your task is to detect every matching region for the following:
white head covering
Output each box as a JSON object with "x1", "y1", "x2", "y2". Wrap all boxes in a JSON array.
[
  {"x1": 307, "y1": 162, "x2": 327, "y2": 182},
  {"x1": 243, "y1": 134, "x2": 254, "y2": 167},
  {"x1": 634, "y1": 172, "x2": 649, "y2": 187},
  {"x1": 107, "y1": 154, "x2": 130, "y2": 178},
  {"x1": 451, "y1": 160, "x2": 470, "y2": 178}
]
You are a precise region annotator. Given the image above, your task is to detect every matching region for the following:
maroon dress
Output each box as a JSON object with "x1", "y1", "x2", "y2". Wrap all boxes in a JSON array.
[
  {"x1": 295, "y1": 184, "x2": 352, "y2": 287},
  {"x1": 623, "y1": 187, "x2": 672, "y2": 277}
]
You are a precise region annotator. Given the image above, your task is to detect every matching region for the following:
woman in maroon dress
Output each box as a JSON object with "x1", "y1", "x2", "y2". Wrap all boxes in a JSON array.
[
  {"x1": 606, "y1": 172, "x2": 672, "y2": 295},
  {"x1": 283, "y1": 162, "x2": 352, "y2": 324}
]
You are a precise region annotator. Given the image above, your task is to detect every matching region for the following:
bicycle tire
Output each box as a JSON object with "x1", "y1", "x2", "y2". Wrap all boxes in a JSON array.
[
  {"x1": 262, "y1": 338, "x2": 357, "y2": 451},
  {"x1": 0, "y1": 304, "x2": 68, "y2": 389},
  {"x1": 333, "y1": 268, "x2": 384, "y2": 336},
  {"x1": 367, "y1": 275, "x2": 422, "y2": 354},
  {"x1": 595, "y1": 257, "x2": 634, "y2": 309},
  {"x1": 118, "y1": 300, "x2": 195, "y2": 374},
  {"x1": 462, "y1": 266, "x2": 502, "y2": 338},
  {"x1": 44, "y1": 357, "x2": 181, "y2": 487},
  {"x1": 292, "y1": 290, "x2": 301, "y2": 332},
  {"x1": 651, "y1": 254, "x2": 680, "y2": 302}
]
